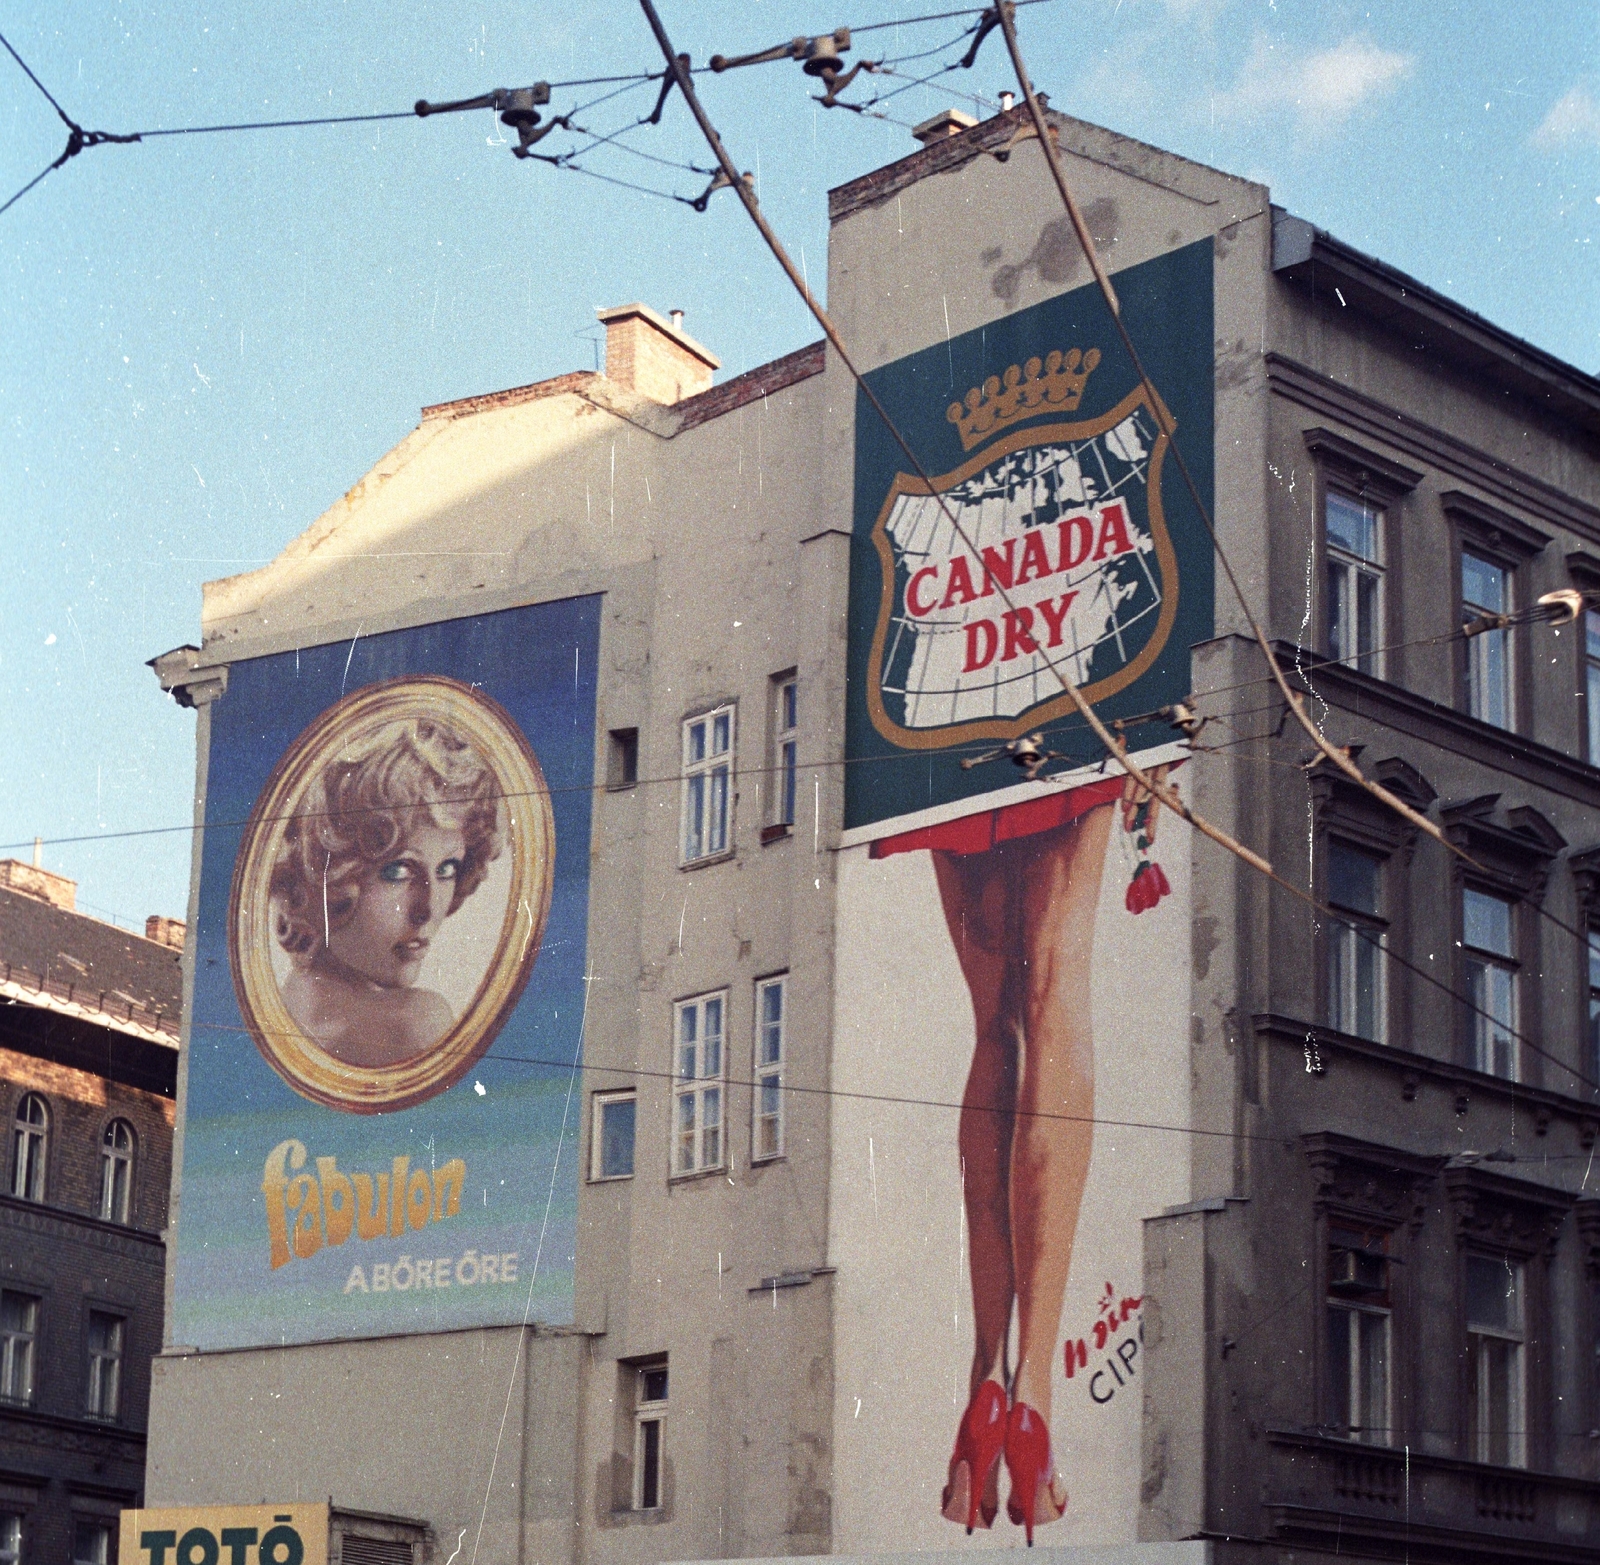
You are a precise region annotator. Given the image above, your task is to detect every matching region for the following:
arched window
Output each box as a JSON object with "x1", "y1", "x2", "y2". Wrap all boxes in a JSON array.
[
  {"x1": 10, "y1": 1095, "x2": 48, "y2": 1203},
  {"x1": 98, "y1": 1120, "x2": 135, "y2": 1224}
]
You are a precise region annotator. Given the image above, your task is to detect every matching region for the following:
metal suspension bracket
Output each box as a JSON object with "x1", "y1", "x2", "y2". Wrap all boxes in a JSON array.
[
  {"x1": 708, "y1": 28, "x2": 876, "y2": 109},
  {"x1": 690, "y1": 166, "x2": 755, "y2": 213},
  {"x1": 414, "y1": 83, "x2": 560, "y2": 157},
  {"x1": 960, "y1": 731, "x2": 1061, "y2": 782}
]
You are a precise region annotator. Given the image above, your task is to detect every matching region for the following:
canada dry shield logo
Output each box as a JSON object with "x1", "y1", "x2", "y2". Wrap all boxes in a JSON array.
[
  {"x1": 866, "y1": 350, "x2": 1178, "y2": 748},
  {"x1": 845, "y1": 239, "x2": 1214, "y2": 833}
]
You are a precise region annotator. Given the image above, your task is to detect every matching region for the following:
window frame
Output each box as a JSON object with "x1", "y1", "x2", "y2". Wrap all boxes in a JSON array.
[
  {"x1": 0, "y1": 1511, "x2": 20, "y2": 1565},
  {"x1": 1460, "y1": 546, "x2": 1516, "y2": 731},
  {"x1": 632, "y1": 1360, "x2": 668, "y2": 1512},
  {"x1": 10, "y1": 1093, "x2": 48, "y2": 1204},
  {"x1": 1465, "y1": 1252, "x2": 1527, "y2": 1469},
  {"x1": 752, "y1": 973, "x2": 787, "y2": 1163},
  {"x1": 671, "y1": 990, "x2": 728, "y2": 1178},
  {"x1": 84, "y1": 1309, "x2": 124, "y2": 1422},
  {"x1": 1302, "y1": 429, "x2": 1420, "y2": 686},
  {"x1": 679, "y1": 704, "x2": 736, "y2": 866},
  {"x1": 1460, "y1": 883, "x2": 1521, "y2": 1082},
  {"x1": 1323, "y1": 488, "x2": 1386, "y2": 677},
  {"x1": 1324, "y1": 1221, "x2": 1394, "y2": 1446},
  {"x1": 1444, "y1": 492, "x2": 1550, "y2": 736},
  {"x1": 98, "y1": 1119, "x2": 135, "y2": 1225},
  {"x1": 1323, "y1": 838, "x2": 1389, "y2": 1044},
  {"x1": 71, "y1": 1520, "x2": 113, "y2": 1565},
  {"x1": 590, "y1": 1089, "x2": 637, "y2": 1183},
  {"x1": 769, "y1": 672, "x2": 799, "y2": 834},
  {"x1": 0, "y1": 1290, "x2": 40, "y2": 1407}
]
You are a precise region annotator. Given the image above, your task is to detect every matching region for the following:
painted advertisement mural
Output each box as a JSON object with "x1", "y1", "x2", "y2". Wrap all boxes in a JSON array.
[
  {"x1": 173, "y1": 596, "x2": 599, "y2": 1350},
  {"x1": 833, "y1": 242, "x2": 1211, "y2": 1548}
]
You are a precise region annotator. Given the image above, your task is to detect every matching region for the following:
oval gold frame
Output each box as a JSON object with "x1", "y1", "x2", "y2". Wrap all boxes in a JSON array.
[{"x1": 228, "y1": 675, "x2": 555, "y2": 1114}]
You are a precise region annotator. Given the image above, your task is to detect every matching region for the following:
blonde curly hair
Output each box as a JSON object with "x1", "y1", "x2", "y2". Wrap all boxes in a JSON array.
[{"x1": 269, "y1": 715, "x2": 503, "y2": 962}]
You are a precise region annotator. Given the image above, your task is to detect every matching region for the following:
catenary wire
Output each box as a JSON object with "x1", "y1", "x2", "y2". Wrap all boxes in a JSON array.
[
  {"x1": 630, "y1": 0, "x2": 1600, "y2": 1101},
  {"x1": 0, "y1": 156, "x2": 61, "y2": 217},
  {"x1": 989, "y1": 5, "x2": 1461, "y2": 879},
  {"x1": 0, "y1": 27, "x2": 74, "y2": 125}
]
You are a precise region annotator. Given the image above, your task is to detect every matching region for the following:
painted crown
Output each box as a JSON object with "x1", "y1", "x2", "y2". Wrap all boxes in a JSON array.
[{"x1": 947, "y1": 348, "x2": 1101, "y2": 451}]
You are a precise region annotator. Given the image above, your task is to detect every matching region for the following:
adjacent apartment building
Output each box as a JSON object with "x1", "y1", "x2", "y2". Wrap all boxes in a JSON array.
[
  {"x1": 142, "y1": 103, "x2": 1600, "y2": 1565},
  {"x1": 0, "y1": 857, "x2": 180, "y2": 1565}
]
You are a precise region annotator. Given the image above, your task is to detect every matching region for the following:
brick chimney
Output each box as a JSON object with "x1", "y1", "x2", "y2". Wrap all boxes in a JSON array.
[
  {"x1": 145, "y1": 915, "x2": 187, "y2": 951},
  {"x1": 912, "y1": 108, "x2": 977, "y2": 145},
  {"x1": 0, "y1": 858, "x2": 76, "y2": 912},
  {"x1": 597, "y1": 303, "x2": 719, "y2": 404}
]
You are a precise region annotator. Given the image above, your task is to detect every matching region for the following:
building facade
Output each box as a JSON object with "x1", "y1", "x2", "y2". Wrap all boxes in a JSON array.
[
  {"x1": 0, "y1": 861, "x2": 180, "y2": 1565},
  {"x1": 142, "y1": 106, "x2": 1600, "y2": 1565}
]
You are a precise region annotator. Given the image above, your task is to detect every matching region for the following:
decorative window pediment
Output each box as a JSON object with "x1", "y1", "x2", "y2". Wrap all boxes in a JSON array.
[
  {"x1": 1309, "y1": 752, "x2": 1437, "y2": 855},
  {"x1": 1302, "y1": 428, "x2": 1422, "y2": 503},
  {"x1": 1302, "y1": 1132, "x2": 1444, "y2": 1233},
  {"x1": 1441, "y1": 794, "x2": 1565, "y2": 901},
  {"x1": 1443, "y1": 1163, "x2": 1573, "y2": 1261},
  {"x1": 1442, "y1": 491, "x2": 1550, "y2": 562}
]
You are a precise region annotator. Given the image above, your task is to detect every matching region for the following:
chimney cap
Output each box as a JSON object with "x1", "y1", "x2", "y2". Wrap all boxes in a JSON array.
[
  {"x1": 595, "y1": 302, "x2": 720, "y2": 370},
  {"x1": 912, "y1": 108, "x2": 978, "y2": 145}
]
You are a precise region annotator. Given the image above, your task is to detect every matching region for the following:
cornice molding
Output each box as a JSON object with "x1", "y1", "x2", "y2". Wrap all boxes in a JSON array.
[
  {"x1": 1274, "y1": 645, "x2": 1600, "y2": 810},
  {"x1": 1253, "y1": 1013, "x2": 1600, "y2": 1128},
  {"x1": 1266, "y1": 353, "x2": 1600, "y2": 542}
]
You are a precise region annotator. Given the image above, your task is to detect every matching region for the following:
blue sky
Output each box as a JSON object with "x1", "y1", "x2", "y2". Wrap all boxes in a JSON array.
[{"x1": 3, "y1": 0, "x2": 1597, "y2": 930}]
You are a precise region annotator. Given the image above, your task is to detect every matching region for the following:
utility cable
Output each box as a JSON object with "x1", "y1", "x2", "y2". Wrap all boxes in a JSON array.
[
  {"x1": 989, "y1": 5, "x2": 1466, "y2": 879},
  {"x1": 630, "y1": 0, "x2": 1600, "y2": 1103}
]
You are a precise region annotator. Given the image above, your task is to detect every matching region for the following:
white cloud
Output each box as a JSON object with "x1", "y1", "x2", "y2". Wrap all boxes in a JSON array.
[
  {"x1": 1531, "y1": 84, "x2": 1600, "y2": 151},
  {"x1": 1218, "y1": 33, "x2": 1413, "y2": 131}
]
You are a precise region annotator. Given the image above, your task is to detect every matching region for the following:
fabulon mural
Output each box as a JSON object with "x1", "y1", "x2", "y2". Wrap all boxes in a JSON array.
[
  {"x1": 174, "y1": 597, "x2": 599, "y2": 1350},
  {"x1": 834, "y1": 241, "x2": 1212, "y2": 1548}
]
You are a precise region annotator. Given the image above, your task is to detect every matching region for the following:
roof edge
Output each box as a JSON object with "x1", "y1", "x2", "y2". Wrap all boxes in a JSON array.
[{"x1": 1271, "y1": 207, "x2": 1600, "y2": 440}]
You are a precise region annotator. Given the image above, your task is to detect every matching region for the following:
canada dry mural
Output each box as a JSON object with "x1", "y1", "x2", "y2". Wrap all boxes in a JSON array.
[
  {"x1": 835, "y1": 241, "x2": 1212, "y2": 1548},
  {"x1": 174, "y1": 597, "x2": 599, "y2": 1350}
]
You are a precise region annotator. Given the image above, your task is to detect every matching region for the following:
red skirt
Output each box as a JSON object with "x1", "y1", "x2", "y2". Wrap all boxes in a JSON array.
[{"x1": 869, "y1": 775, "x2": 1124, "y2": 860}]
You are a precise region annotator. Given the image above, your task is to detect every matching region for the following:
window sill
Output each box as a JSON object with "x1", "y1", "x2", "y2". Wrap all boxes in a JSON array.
[
  {"x1": 760, "y1": 823, "x2": 793, "y2": 845},
  {"x1": 587, "y1": 1172, "x2": 634, "y2": 1185},
  {"x1": 679, "y1": 848, "x2": 736, "y2": 872},
  {"x1": 668, "y1": 1164, "x2": 728, "y2": 1185}
]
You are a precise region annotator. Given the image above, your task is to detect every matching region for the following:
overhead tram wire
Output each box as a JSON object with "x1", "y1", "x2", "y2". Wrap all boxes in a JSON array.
[
  {"x1": 627, "y1": 0, "x2": 1600, "y2": 1103},
  {"x1": 986, "y1": 3, "x2": 1503, "y2": 895}
]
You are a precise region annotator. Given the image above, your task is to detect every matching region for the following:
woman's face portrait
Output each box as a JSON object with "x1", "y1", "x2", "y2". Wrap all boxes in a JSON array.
[
  {"x1": 229, "y1": 676, "x2": 555, "y2": 1114},
  {"x1": 325, "y1": 820, "x2": 467, "y2": 990}
]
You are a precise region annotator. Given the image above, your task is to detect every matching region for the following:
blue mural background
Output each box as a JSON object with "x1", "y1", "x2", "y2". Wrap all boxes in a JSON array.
[{"x1": 173, "y1": 595, "x2": 599, "y2": 1350}]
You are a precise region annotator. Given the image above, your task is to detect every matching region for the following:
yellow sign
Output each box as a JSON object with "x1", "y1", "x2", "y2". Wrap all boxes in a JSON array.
[{"x1": 119, "y1": 1504, "x2": 329, "y2": 1565}]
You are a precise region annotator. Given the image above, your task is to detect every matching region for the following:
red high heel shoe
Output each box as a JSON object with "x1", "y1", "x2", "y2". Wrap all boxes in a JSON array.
[
  {"x1": 940, "y1": 1379, "x2": 1007, "y2": 1533},
  {"x1": 1004, "y1": 1400, "x2": 1068, "y2": 1545}
]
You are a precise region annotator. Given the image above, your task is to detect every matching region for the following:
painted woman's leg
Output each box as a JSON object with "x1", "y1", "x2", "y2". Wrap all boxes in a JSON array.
[
  {"x1": 932, "y1": 848, "x2": 1019, "y2": 1397},
  {"x1": 1008, "y1": 803, "x2": 1113, "y2": 1419}
]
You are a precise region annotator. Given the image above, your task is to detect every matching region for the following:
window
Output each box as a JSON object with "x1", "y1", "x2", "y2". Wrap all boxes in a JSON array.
[
  {"x1": 1326, "y1": 493, "x2": 1383, "y2": 674},
  {"x1": 1467, "y1": 1254, "x2": 1526, "y2": 1467},
  {"x1": 85, "y1": 1311, "x2": 123, "y2": 1420},
  {"x1": 1463, "y1": 551, "x2": 1512, "y2": 728},
  {"x1": 0, "y1": 1292, "x2": 39, "y2": 1405},
  {"x1": 673, "y1": 992, "x2": 725, "y2": 1175},
  {"x1": 773, "y1": 675, "x2": 798, "y2": 828},
  {"x1": 633, "y1": 1361, "x2": 668, "y2": 1511},
  {"x1": 72, "y1": 1522, "x2": 111, "y2": 1565},
  {"x1": 1589, "y1": 930, "x2": 1600, "y2": 1087},
  {"x1": 98, "y1": 1120, "x2": 134, "y2": 1224},
  {"x1": 1325, "y1": 1224, "x2": 1392, "y2": 1445},
  {"x1": 1463, "y1": 888, "x2": 1518, "y2": 1080},
  {"x1": 681, "y1": 706, "x2": 734, "y2": 863},
  {"x1": 591, "y1": 1091, "x2": 636, "y2": 1181},
  {"x1": 0, "y1": 1514, "x2": 19, "y2": 1565},
  {"x1": 1327, "y1": 842, "x2": 1385, "y2": 1042},
  {"x1": 1587, "y1": 610, "x2": 1600, "y2": 766},
  {"x1": 607, "y1": 727, "x2": 639, "y2": 790},
  {"x1": 753, "y1": 975, "x2": 786, "y2": 1161},
  {"x1": 10, "y1": 1094, "x2": 47, "y2": 1202}
]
